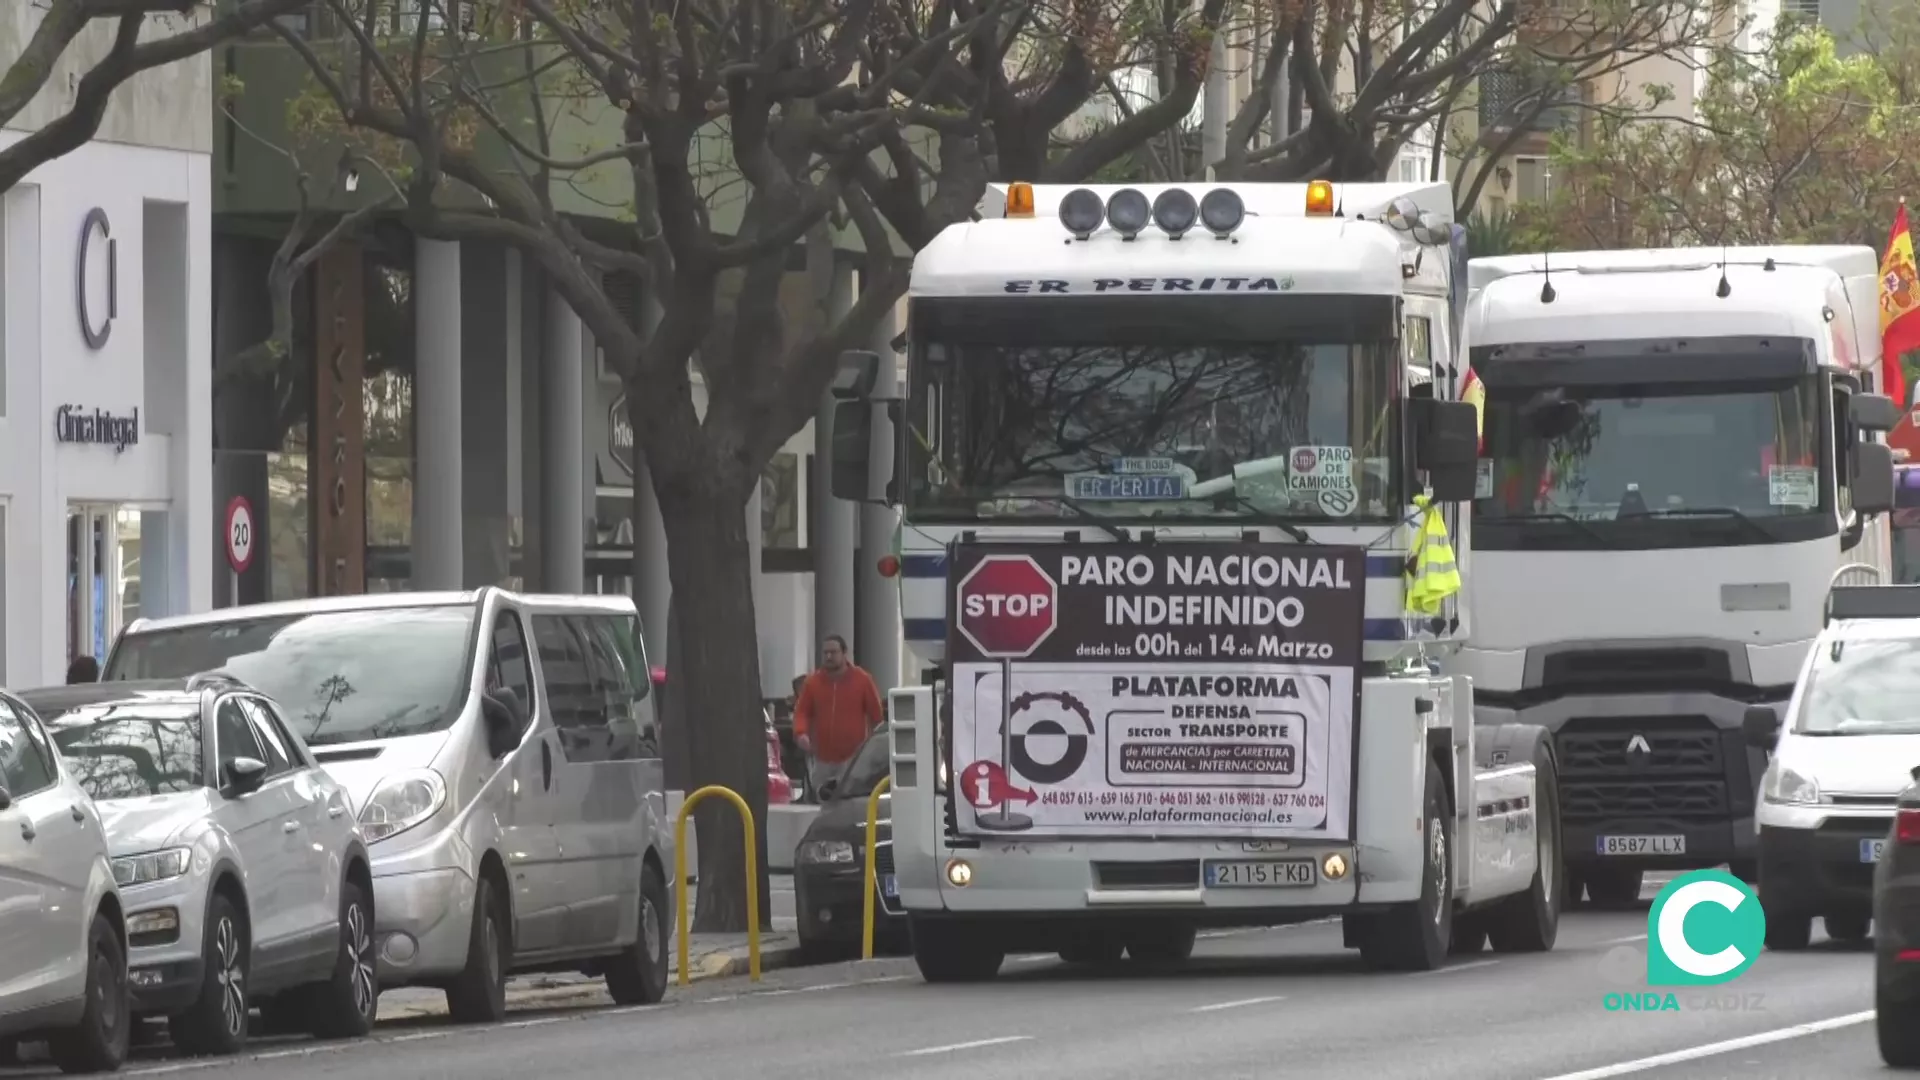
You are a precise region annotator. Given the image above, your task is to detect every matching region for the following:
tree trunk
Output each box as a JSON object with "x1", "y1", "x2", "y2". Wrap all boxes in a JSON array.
[{"x1": 657, "y1": 473, "x2": 774, "y2": 934}]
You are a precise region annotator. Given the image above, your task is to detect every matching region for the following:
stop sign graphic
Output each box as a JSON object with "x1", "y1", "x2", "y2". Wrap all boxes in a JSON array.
[{"x1": 955, "y1": 555, "x2": 1059, "y2": 658}]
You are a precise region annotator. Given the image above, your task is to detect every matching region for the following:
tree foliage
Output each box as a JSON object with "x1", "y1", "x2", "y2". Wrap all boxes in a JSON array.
[
  {"x1": 0, "y1": 0, "x2": 314, "y2": 191},
  {"x1": 1526, "y1": 16, "x2": 1920, "y2": 250}
]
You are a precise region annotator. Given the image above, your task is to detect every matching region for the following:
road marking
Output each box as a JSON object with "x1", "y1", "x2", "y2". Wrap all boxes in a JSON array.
[
  {"x1": 897, "y1": 1035, "x2": 1033, "y2": 1056},
  {"x1": 1532, "y1": 1011, "x2": 1875, "y2": 1079},
  {"x1": 1412, "y1": 958, "x2": 1499, "y2": 976},
  {"x1": 1601, "y1": 934, "x2": 1647, "y2": 945},
  {"x1": 1189, "y1": 995, "x2": 1286, "y2": 1013}
]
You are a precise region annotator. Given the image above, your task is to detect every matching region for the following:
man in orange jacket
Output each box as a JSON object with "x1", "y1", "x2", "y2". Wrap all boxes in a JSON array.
[{"x1": 793, "y1": 634, "x2": 884, "y2": 800}]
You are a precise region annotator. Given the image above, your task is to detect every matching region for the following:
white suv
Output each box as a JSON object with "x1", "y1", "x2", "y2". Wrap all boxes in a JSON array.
[
  {"x1": 23, "y1": 677, "x2": 377, "y2": 1056},
  {"x1": 0, "y1": 689, "x2": 130, "y2": 1074}
]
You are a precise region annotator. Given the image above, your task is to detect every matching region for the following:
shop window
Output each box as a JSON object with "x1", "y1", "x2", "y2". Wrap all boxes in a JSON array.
[{"x1": 762, "y1": 451, "x2": 801, "y2": 549}]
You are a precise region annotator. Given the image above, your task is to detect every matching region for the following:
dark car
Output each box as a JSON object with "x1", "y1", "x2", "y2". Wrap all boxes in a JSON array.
[
  {"x1": 1876, "y1": 769, "x2": 1920, "y2": 1066},
  {"x1": 792, "y1": 728, "x2": 907, "y2": 958}
]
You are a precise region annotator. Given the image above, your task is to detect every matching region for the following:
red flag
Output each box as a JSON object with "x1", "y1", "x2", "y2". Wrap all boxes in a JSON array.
[{"x1": 1879, "y1": 202, "x2": 1920, "y2": 408}]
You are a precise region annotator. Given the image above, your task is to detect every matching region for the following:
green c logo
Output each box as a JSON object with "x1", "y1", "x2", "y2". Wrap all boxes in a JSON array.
[{"x1": 1646, "y1": 869, "x2": 1766, "y2": 986}]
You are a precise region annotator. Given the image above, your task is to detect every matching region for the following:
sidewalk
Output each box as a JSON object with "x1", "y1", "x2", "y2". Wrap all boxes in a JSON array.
[{"x1": 377, "y1": 874, "x2": 803, "y2": 1019}]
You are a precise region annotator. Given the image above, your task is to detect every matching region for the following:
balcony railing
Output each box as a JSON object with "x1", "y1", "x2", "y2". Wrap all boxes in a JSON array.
[{"x1": 1477, "y1": 70, "x2": 1582, "y2": 134}]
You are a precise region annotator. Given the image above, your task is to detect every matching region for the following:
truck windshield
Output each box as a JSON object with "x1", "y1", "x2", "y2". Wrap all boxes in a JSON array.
[
  {"x1": 103, "y1": 605, "x2": 477, "y2": 747},
  {"x1": 1474, "y1": 376, "x2": 1828, "y2": 550},
  {"x1": 1795, "y1": 635, "x2": 1920, "y2": 735},
  {"x1": 1892, "y1": 466, "x2": 1920, "y2": 583},
  {"x1": 905, "y1": 296, "x2": 1400, "y2": 525}
]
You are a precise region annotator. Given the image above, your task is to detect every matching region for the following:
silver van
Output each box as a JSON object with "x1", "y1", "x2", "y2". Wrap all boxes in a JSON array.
[{"x1": 100, "y1": 589, "x2": 674, "y2": 1021}]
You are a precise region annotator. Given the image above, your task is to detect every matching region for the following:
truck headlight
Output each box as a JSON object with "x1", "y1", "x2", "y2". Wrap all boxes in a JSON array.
[
  {"x1": 799, "y1": 840, "x2": 855, "y2": 865},
  {"x1": 1763, "y1": 764, "x2": 1821, "y2": 806},
  {"x1": 113, "y1": 847, "x2": 192, "y2": 887},
  {"x1": 359, "y1": 769, "x2": 447, "y2": 843}
]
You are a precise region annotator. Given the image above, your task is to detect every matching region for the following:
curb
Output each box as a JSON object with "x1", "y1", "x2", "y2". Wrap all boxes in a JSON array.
[{"x1": 378, "y1": 943, "x2": 809, "y2": 1020}]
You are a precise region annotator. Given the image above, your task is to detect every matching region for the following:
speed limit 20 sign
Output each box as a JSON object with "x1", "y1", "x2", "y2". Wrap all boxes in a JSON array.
[{"x1": 224, "y1": 496, "x2": 256, "y2": 575}]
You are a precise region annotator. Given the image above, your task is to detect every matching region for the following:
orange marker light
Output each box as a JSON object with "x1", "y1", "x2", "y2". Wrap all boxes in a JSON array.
[
  {"x1": 877, "y1": 554, "x2": 901, "y2": 578},
  {"x1": 1005, "y1": 182, "x2": 1036, "y2": 218},
  {"x1": 1306, "y1": 180, "x2": 1335, "y2": 217}
]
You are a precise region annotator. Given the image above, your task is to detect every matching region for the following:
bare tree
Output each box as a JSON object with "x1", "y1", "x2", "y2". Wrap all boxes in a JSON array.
[{"x1": 0, "y1": 0, "x2": 316, "y2": 191}]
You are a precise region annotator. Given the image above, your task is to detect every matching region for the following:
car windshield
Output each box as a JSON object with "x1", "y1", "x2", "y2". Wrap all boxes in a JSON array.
[
  {"x1": 104, "y1": 606, "x2": 477, "y2": 747},
  {"x1": 906, "y1": 297, "x2": 1401, "y2": 525},
  {"x1": 835, "y1": 731, "x2": 891, "y2": 800},
  {"x1": 1795, "y1": 636, "x2": 1920, "y2": 735},
  {"x1": 1477, "y1": 378, "x2": 1824, "y2": 524},
  {"x1": 41, "y1": 703, "x2": 203, "y2": 800}
]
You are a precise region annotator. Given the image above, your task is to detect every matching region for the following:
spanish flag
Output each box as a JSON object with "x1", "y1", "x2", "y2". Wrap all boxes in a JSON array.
[
  {"x1": 1462, "y1": 367, "x2": 1487, "y2": 452},
  {"x1": 1879, "y1": 201, "x2": 1920, "y2": 408}
]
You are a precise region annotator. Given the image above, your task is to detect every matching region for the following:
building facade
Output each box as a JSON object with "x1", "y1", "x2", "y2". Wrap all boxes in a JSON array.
[{"x1": 0, "y1": 18, "x2": 215, "y2": 686}]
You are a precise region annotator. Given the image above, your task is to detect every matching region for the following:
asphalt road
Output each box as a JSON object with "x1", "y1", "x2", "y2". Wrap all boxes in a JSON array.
[{"x1": 1, "y1": 878, "x2": 1893, "y2": 1080}]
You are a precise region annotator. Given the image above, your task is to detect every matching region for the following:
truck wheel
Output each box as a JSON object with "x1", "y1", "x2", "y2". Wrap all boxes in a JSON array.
[
  {"x1": 1488, "y1": 743, "x2": 1563, "y2": 953},
  {"x1": 1058, "y1": 930, "x2": 1124, "y2": 966},
  {"x1": 1584, "y1": 866, "x2": 1643, "y2": 909},
  {"x1": 1126, "y1": 922, "x2": 1197, "y2": 965},
  {"x1": 1449, "y1": 914, "x2": 1487, "y2": 955},
  {"x1": 1359, "y1": 763, "x2": 1452, "y2": 972},
  {"x1": 1763, "y1": 905, "x2": 1813, "y2": 951},
  {"x1": 1825, "y1": 913, "x2": 1871, "y2": 944},
  {"x1": 910, "y1": 918, "x2": 1004, "y2": 983}
]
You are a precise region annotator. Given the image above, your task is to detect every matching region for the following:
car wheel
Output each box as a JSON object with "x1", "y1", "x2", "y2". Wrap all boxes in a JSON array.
[
  {"x1": 604, "y1": 864, "x2": 670, "y2": 1005},
  {"x1": 1825, "y1": 913, "x2": 1871, "y2": 944},
  {"x1": 1878, "y1": 955, "x2": 1920, "y2": 1067},
  {"x1": 1763, "y1": 906, "x2": 1813, "y2": 951},
  {"x1": 445, "y1": 877, "x2": 510, "y2": 1024},
  {"x1": 48, "y1": 914, "x2": 130, "y2": 1075},
  {"x1": 308, "y1": 878, "x2": 379, "y2": 1038},
  {"x1": 169, "y1": 893, "x2": 250, "y2": 1056}
]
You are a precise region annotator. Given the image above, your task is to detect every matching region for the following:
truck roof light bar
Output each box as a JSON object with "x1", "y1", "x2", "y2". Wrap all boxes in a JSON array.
[
  {"x1": 1106, "y1": 188, "x2": 1150, "y2": 240},
  {"x1": 1059, "y1": 188, "x2": 1103, "y2": 239},
  {"x1": 1826, "y1": 585, "x2": 1920, "y2": 625},
  {"x1": 1005, "y1": 182, "x2": 1036, "y2": 218},
  {"x1": 1199, "y1": 188, "x2": 1244, "y2": 238},
  {"x1": 1152, "y1": 188, "x2": 1198, "y2": 239},
  {"x1": 1305, "y1": 180, "x2": 1335, "y2": 216}
]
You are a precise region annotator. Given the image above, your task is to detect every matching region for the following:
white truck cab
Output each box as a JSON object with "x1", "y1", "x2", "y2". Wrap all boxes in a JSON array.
[
  {"x1": 1749, "y1": 584, "x2": 1920, "y2": 949},
  {"x1": 829, "y1": 180, "x2": 1565, "y2": 980},
  {"x1": 1457, "y1": 248, "x2": 1901, "y2": 908}
]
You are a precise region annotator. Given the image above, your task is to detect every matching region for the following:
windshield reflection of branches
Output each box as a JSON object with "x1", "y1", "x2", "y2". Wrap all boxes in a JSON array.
[
  {"x1": 1800, "y1": 640, "x2": 1920, "y2": 733},
  {"x1": 938, "y1": 343, "x2": 1318, "y2": 498},
  {"x1": 49, "y1": 708, "x2": 203, "y2": 801}
]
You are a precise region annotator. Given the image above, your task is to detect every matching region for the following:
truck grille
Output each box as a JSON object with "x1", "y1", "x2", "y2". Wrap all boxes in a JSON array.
[{"x1": 1554, "y1": 716, "x2": 1744, "y2": 824}]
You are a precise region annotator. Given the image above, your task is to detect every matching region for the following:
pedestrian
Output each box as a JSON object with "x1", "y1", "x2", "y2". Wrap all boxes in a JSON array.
[
  {"x1": 66, "y1": 655, "x2": 99, "y2": 684},
  {"x1": 791, "y1": 634, "x2": 882, "y2": 800}
]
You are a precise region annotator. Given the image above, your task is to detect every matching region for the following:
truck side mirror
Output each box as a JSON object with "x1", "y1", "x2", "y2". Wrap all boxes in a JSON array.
[
  {"x1": 1413, "y1": 398, "x2": 1479, "y2": 502},
  {"x1": 1742, "y1": 705, "x2": 1781, "y2": 750},
  {"x1": 831, "y1": 400, "x2": 873, "y2": 501},
  {"x1": 1851, "y1": 441, "x2": 1895, "y2": 515},
  {"x1": 1851, "y1": 392, "x2": 1901, "y2": 433}
]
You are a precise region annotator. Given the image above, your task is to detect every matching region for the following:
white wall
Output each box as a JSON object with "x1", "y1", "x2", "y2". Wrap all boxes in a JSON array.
[{"x1": 0, "y1": 134, "x2": 212, "y2": 686}]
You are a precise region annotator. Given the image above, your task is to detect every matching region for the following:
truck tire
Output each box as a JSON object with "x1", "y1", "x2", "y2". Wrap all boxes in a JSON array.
[
  {"x1": 1826, "y1": 913, "x2": 1870, "y2": 944},
  {"x1": 1126, "y1": 922, "x2": 1197, "y2": 965},
  {"x1": 1058, "y1": 928, "x2": 1125, "y2": 966},
  {"x1": 910, "y1": 918, "x2": 1004, "y2": 983},
  {"x1": 1585, "y1": 866, "x2": 1643, "y2": 909},
  {"x1": 1359, "y1": 763, "x2": 1452, "y2": 972},
  {"x1": 1449, "y1": 915, "x2": 1487, "y2": 955},
  {"x1": 1488, "y1": 741, "x2": 1563, "y2": 953}
]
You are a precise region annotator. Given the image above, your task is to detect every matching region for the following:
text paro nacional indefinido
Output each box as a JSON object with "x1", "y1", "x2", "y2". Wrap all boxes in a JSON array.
[{"x1": 1059, "y1": 553, "x2": 1354, "y2": 630}]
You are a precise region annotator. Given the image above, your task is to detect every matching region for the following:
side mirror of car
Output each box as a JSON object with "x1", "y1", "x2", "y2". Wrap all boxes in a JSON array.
[
  {"x1": 1851, "y1": 441, "x2": 1896, "y2": 516},
  {"x1": 481, "y1": 690, "x2": 525, "y2": 758},
  {"x1": 816, "y1": 778, "x2": 839, "y2": 802},
  {"x1": 1851, "y1": 392, "x2": 1901, "y2": 433},
  {"x1": 225, "y1": 757, "x2": 269, "y2": 796},
  {"x1": 1742, "y1": 705, "x2": 1781, "y2": 751},
  {"x1": 1412, "y1": 398, "x2": 1480, "y2": 502}
]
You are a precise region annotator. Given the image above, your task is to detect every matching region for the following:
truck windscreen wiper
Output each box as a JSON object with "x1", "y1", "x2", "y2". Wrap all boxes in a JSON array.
[
  {"x1": 1618, "y1": 506, "x2": 1773, "y2": 543},
  {"x1": 1228, "y1": 496, "x2": 1317, "y2": 545},
  {"x1": 1016, "y1": 493, "x2": 1130, "y2": 541},
  {"x1": 1491, "y1": 511, "x2": 1615, "y2": 548}
]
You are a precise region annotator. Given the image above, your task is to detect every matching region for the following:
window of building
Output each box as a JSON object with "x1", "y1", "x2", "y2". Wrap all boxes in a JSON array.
[
  {"x1": 1514, "y1": 157, "x2": 1552, "y2": 204},
  {"x1": 1783, "y1": 0, "x2": 1820, "y2": 21}
]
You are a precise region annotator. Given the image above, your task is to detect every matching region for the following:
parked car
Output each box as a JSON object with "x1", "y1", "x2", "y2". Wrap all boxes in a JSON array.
[
  {"x1": 20, "y1": 677, "x2": 377, "y2": 1056},
  {"x1": 0, "y1": 688, "x2": 130, "y2": 1074},
  {"x1": 793, "y1": 727, "x2": 906, "y2": 959},
  {"x1": 1876, "y1": 768, "x2": 1920, "y2": 1066},
  {"x1": 101, "y1": 589, "x2": 675, "y2": 1022}
]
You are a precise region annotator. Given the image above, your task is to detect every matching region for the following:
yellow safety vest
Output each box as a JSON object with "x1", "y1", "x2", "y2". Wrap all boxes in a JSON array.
[{"x1": 1404, "y1": 494, "x2": 1463, "y2": 617}]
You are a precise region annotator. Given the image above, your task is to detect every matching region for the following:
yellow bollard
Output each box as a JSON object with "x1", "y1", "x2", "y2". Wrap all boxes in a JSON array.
[
  {"x1": 673, "y1": 785, "x2": 761, "y2": 987},
  {"x1": 861, "y1": 775, "x2": 892, "y2": 960}
]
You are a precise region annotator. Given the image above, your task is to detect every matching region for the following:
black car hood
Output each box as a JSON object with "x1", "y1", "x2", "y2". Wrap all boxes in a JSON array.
[{"x1": 802, "y1": 791, "x2": 893, "y2": 845}]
